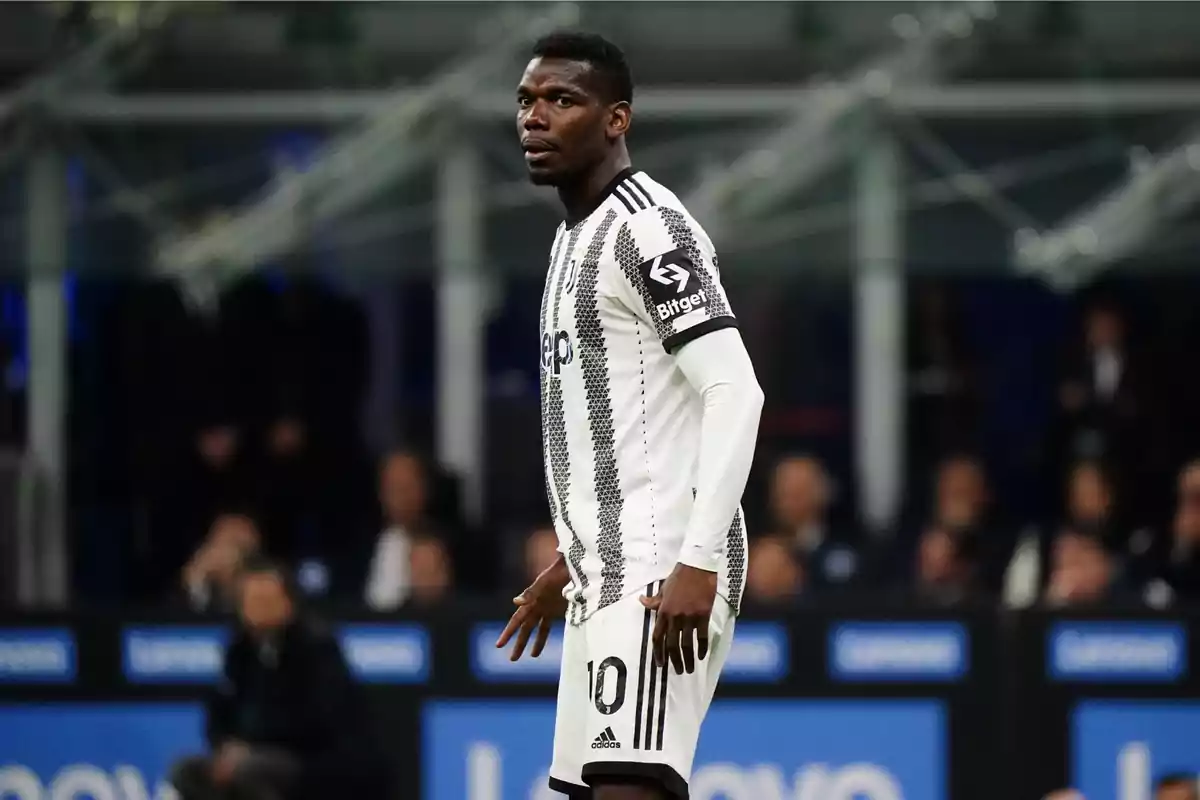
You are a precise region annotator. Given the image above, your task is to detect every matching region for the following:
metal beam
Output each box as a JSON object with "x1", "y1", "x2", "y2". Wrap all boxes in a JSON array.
[
  {"x1": 155, "y1": 3, "x2": 578, "y2": 273},
  {"x1": 31, "y1": 82, "x2": 1200, "y2": 126},
  {"x1": 854, "y1": 130, "x2": 905, "y2": 534},
  {"x1": 25, "y1": 147, "x2": 69, "y2": 607},
  {"x1": 435, "y1": 140, "x2": 487, "y2": 526},
  {"x1": 685, "y1": 1, "x2": 993, "y2": 231},
  {"x1": 1014, "y1": 125, "x2": 1200, "y2": 287}
]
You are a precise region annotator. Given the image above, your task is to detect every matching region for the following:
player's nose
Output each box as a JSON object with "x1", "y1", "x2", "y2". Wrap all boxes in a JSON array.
[{"x1": 522, "y1": 102, "x2": 550, "y2": 131}]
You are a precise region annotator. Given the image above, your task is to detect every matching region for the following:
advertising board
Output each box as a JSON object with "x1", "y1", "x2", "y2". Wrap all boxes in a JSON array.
[
  {"x1": 423, "y1": 699, "x2": 946, "y2": 800},
  {"x1": 0, "y1": 703, "x2": 204, "y2": 800}
]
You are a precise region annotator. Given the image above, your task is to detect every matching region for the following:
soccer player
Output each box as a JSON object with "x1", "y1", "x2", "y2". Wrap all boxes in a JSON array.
[{"x1": 494, "y1": 31, "x2": 764, "y2": 800}]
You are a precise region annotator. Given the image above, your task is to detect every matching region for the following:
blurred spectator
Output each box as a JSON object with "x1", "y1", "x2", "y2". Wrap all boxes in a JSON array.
[
  {"x1": 1141, "y1": 460, "x2": 1200, "y2": 608},
  {"x1": 1053, "y1": 299, "x2": 1162, "y2": 523},
  {"x1": 909, "y1": 454, "x2": 1012, "y2": 594},
  {"x1": 766, "y1": 455, "x2": 859, "y2": 591},
  {"x1": 524, "y1": 525, "x2": 561, "y2": 584},
  {"x1": 906, "y1": 282, "x2": 979, "y2": 482},
  {"x1": 1043, "y1": 527, "x2": 1126, "y2": 607},
  {"x1": 745, "y1": 536, "x2": 803, "y2": 605},
  {"x1": 1057, "y1": 301, "x2": 1136, "y2": 449},
  {"x1": 1156, "y1": 774, "x2": 1199, "y2": 800},
  {"x1": 181, "y1": 512, "x2": 262, "y2": 613},
  {"x1": 913, "y1": 524, "x2": 981, "y2": 606},
  {"x1": 1065, "y1": 460, "x2": 1118, "y2": 533},
  {"x1": 120, "y1": 247, "x2": 259, "y2": 601},
  {"x1": 1004, "y1": 460, "x2": 1120, "y2": 608},
  {"x1": 364, "y1": 450, "x2": 453, "y2": 610},
  {"x1": 408, "y1": 534, "x2": 454, "y2": 607},
  {"x1": 238, "y1": 270, "x2": 370, "y2": 564},
  {"x1": 931, "y1": 454, "x2": 991, "y2": 530},
  {"x1": 171, "y1": 557, "x2": 385, "y2": 800}
]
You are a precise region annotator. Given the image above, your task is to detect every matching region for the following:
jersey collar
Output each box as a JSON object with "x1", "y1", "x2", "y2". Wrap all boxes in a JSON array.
[{"x1": 565, "y1": 167, "x2": 636, "y2": 228}]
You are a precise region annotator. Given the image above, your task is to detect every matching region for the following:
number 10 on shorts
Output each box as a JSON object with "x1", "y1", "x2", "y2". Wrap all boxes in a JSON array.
[{"x1": 588, "y1": 657, "x2": 628, "y2": 715}]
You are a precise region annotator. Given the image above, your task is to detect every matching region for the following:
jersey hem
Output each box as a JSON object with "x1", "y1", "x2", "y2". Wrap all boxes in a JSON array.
[{"x1": 567, "y1": 581, "x2": 741, "y2": 626}]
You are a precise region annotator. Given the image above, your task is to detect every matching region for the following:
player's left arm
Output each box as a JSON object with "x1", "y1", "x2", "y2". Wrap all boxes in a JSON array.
[
  {"x1": 672, "y1": 327, "x2": 763, "y2": 573},
  {"x1": 610, "y1": 207, "x2": 739, "y2": 352},
  {"x1": 647, "y1": 330, "x2": 763, "y2": 676},
  {"x1": 613, "y1": 208, "x2": 764, "y2": 673}
]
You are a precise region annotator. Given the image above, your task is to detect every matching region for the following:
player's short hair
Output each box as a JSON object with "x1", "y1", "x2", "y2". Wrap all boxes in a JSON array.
[{"x1": 531, "y1": 31, "x2": 633, "y2": 105}]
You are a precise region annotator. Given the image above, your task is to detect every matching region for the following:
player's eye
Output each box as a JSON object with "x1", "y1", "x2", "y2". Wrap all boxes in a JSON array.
[
  {"x1": 517, "y1": 96, "x2": 532, "y2": 108},
  {"x1": 554, "y1": 96, "x2": 574, "y2": 108}
]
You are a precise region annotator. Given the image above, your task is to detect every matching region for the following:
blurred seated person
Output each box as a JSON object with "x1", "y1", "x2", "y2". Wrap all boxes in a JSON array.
[
  {"x1": 1141, "y1": 460, "x2": 1200, "y2": 608},
  {"x1": 905, "y1": 281, "x2": 979, "y2": 483},
  {"x1": 406, "y1": 533, "x2": 454, "y2": 607},
  {"x1": 1043, "y1": 525, "x2": 1130, "y2": 608},
  {"x1": 1067, "y1": 460, "x2": 1118, "y2": 531},
  {"x1": 365, "y1": 524, "x2": 455, "y2": 610},
  {"x1": 912, "y1": 523, "x2": 982, "y2": 606},
  {"x1": 364, "y1": 450, "x2": 439, "y2": 610},
  {"x1": 1156, "y1": 774, "x2": 1199, "y2": 800},
  {"x1": 1054, "y1": 300, "x2": 1156, "y2": 515},
  {"x1": 1005, "y1": 460, "x2": 1121, "y2": 608},
  {"x1": 889, "y1": 453, "x2": 997, "y2": 586},
  {"x1": 745, "y1": 536, "x2": 803, "y2": 606},
  {"x1": 181, "y1": 513, "x2": 262, "y2": 613},
  {"x1": 765, "y1": 454, "x2": 859, "y2": 590},
  {"x1": 171, "y1": 557, "x2": 385, "y2": 800},
  {"x1": 930, "y1": 454, "x2": 1000, "y2": 532}
]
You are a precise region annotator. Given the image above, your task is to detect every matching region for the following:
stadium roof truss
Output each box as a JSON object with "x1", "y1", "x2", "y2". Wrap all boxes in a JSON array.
[
  {"x1": 683, "y1": 0, "x2": 997, "y2": 240},
  {"x1": 153, "y1": 3, "x2": 579, "y2": 276},
  {"x1": 1013, "y1": 124, "x2": 1200, "y2": 289}
]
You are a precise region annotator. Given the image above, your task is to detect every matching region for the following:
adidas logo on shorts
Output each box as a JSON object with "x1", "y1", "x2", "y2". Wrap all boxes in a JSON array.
[{"x1": 591, "y1": 726, "x2": 621, "y2": 749}]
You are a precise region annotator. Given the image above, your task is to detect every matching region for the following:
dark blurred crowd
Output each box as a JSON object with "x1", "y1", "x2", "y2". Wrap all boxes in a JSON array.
[
  {"x1": 103, "y1": 268, "x2": 378, "y2": 604},
  {"x1": 122, "y1": 276, "x2": 1200, "y2": 618}
]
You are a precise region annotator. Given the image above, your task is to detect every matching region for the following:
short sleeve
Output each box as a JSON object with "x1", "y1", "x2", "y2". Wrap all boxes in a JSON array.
[{"x1": 610, "y1": 206, "x2": 738, "y2": 353}]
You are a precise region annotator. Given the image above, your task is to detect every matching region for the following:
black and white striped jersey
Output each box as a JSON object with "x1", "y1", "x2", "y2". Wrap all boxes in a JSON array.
[{"x1": 539, "y1": 168, "x2": 749, "y2": 626}]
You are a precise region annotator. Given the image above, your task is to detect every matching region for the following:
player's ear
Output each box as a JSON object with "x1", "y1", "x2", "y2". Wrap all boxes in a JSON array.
[{"x1": 608, "y1": 101, "x2": 631, "y2": 140}]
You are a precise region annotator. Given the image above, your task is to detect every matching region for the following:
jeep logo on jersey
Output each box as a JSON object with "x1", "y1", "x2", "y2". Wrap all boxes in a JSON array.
[
  {"x1": 541, "y1": 330, "x2": 573, "y2": 375},
  {"x1": 638, "y1": 249, "x2": 710, "y2": 324}
]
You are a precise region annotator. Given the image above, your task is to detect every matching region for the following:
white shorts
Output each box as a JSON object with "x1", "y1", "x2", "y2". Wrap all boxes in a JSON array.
[{"x1": 548, "y1": 581, "x2": 735, "y2": 799}]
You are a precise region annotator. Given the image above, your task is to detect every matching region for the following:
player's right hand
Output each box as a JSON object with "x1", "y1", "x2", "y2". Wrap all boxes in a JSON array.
[{"x1": 495, "y1": 556, "x2": 570, "y2": 661}]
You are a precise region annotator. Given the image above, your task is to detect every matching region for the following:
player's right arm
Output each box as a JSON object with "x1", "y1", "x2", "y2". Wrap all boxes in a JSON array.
[{"x1": 495, "y1": 553, "x2": 570, "y2": 661}]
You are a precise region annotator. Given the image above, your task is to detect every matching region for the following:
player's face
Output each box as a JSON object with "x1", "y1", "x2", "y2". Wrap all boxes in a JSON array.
[{"x1": 516, "y1": 57, "x2": 624, "y2": 186}]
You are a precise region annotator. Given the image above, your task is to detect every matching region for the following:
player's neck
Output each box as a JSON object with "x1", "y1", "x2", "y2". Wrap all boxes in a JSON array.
[{"x1": 558, "y1": 153, "x2": 632, "y2": 225}]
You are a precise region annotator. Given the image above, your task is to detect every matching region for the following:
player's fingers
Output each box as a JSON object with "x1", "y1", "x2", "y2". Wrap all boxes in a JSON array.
[
  {"x1": 639, "y1": 594, "x2": 662, "y2": 610},
  {"x1": 681, "y1": 628, "x2": 700, "y2": 671},
  {"x1": 696, "y1": 620, "x2": 710, "y2": 662},
  {"x1": 509, "y1": 617, "x2": 536, "y2": 661},
  {"x1": 680, "y1": 619, "x2": 696, "y2": 674},
  {"x1": 531, "y1": 617, "x2": 552, "y2": 658},
  {"x1": 666, "y1": 618, "x2": 686, "y2": 676},
  {"x1": 651, "y1": 610, "x2": 668, "y2": 668},
  {"x1": 495, "y1": 606, "x2": 530, "y2": 647}
]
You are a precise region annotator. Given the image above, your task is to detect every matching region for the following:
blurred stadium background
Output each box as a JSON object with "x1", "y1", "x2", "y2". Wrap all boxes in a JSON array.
[{"x1": 3, "y1": 2, "x2": 1200, "y2": 799}]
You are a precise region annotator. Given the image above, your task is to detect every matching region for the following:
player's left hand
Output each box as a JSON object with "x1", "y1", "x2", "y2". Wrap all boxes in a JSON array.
[{"x1": 641, "y1": 563, "x2": 717, "y2": 675}]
